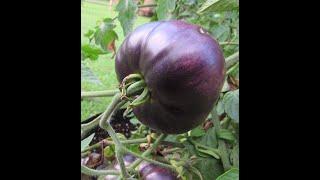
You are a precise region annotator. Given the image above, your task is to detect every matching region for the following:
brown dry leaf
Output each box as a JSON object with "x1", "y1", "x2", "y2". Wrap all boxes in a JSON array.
[
  {"x1": 107, "y1": 40, "x2": 116, "y2": 58},
  {"x1": 85, "y1": 152, "x2": 103, "y2": 168},
  {"x1": 227, "y1": 76, "x2": 239, "y2": 90},
  {"x1": 202, "y1": 120, "x2": 213, "y2": 131}
]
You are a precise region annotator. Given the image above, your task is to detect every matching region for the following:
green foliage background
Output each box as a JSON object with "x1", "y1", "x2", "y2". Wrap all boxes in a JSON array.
[{"x1": 81, "y1": 0, "x2": 239, "y2": 179}]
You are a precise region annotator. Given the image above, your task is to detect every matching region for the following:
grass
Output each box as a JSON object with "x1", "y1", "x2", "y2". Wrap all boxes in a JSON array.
[{"x1": 81, "y1": 1, "x2": 150, "y2": 121}]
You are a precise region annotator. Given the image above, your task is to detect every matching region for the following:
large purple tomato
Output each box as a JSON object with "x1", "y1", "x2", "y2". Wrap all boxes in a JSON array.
[{"x1": 115, "y1": 20, "x2": 225, "y2": 134}]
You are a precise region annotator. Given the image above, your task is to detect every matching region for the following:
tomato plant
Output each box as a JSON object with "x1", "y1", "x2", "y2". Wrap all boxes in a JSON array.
[{"x1": 81, "y1": 0, "x2": 239, "y2": 179}]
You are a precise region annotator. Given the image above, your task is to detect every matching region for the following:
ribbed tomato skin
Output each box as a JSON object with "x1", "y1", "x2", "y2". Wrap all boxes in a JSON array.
[{"x1": 115, "y1": 20, "x2": 225, "y2": 134}]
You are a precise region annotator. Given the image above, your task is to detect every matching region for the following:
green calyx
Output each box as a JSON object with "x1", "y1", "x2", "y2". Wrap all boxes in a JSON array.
[{"x1": 119, "y1": 74, "x2": 151, "y2": 118}]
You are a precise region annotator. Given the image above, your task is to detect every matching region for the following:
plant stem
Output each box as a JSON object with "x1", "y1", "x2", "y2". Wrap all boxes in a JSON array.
[
  {"x1": 82, "y1": 137, "x2": 148, "y2": 153},
  {"x1": 161, "y1": 147, "x2": 182, "y2": 154},
  {"x1": 99, "y1": 93, "x2": 129, "y2": 179},
  {"x1": 128, "y1": 134, "x2": 167, "y2": 170},
  {"x1": 226, "y1": 51, "x2": 239, "y2": 69},
  {"x1": 221, "y1": 117, "x2": 231, "y2": 129},
  {"x1": 138, "y1": 4, "x2": 157, "y2": 8},
  {"x1": 81, "y1": 73, "x2": 152, "y2": 178},
  {"x1": 81, "y1": 78, "x2": 148, "y2": 140},
  {"x1": 81, "y1": 89, "x2": 119, "y2": 99},
  {"x1": 81, "y1": 113, "x2": 103, "y2": 140},
  {"x1": 219, "y1": 42, "x2": 239, "y2": 45},
  {"x1": 227, "y1": 62, "x2": 239, "y2": 75},
  {"x1": 123, "y1": 147, "x2": 175, "y2": 171},
  {"x1": 81, "y1": 164, "x2": 120, "y2": 176},
  {"x1": 212, "y1": 108, "x2": 231, "y2": 171},
  {"x1": 122, "y1": 138, "x2": 148, "y2": 144}
]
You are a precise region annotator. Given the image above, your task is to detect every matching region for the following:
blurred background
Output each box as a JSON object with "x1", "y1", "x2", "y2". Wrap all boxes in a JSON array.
[{"x1": 81, "y1": 0, "x2": 151, "y2": 121}]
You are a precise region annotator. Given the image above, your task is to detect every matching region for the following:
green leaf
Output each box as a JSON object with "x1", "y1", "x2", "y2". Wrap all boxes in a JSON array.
[
  {"x1": 231, "y1": 144, "x2": 239, "y2": 168},
  {"x1": 94, "y1": 22, "x2": 115, "y2": 44},
  {"x1": 116, "y1": 0, "x2": 138, "y2": 36},
  {"x1": 81, "y1": 44, "x2": 107, "y2": 61},
  {"x1": 103, "y1": 18, "x2": 113, "y2": 23},
  {"x1": 101, "y1": 30, "x2": 118, "y2": 51},
  {"x1": 217, "y1": 129, "x2": 235, "y2": 142},
  {"x1": 216, "y1": 99, "x2": 225, "y2": 115},
  {"x1": 129, "y1": 117, "x2": 140, "y2": 125},
  {"x1": 189, "y1": 166, "x2": 203, "y2": 180},
  {"x1": 197, "y1": 126, "x2": 218, "y2": 148},
  {"x1": 93, "y1": 20, "x2": 118, "y2": 51},
  {"x1": 193, "y1": 157, "x2": 224, "y2": 180},
  {"x1": 196, "y1": 147, "x2": 220, "y2": 159},
  {"x1": 156, "y1": 0, "x2": 176, "y2": 20},
  {"x1": 212, "y1": 24, "x2": 230, "y2": 42},
  {"x1": 183, "y1": 141, "x2": 224, "y2": 180},
  {"x1": 188, "y1": 126, "x2": 221, "y2": 159},
  {"x1": 164, "y1": 134, "x2": 180, "y2": 143},
  {"x1": 189, "y1": 126, "x2": 206, "y2": 137},
  {"x1": 81, "y1": 133, "x2": 95, "y2": 152},
  {"x1": 84, "y1": 29, "x2": 95, "y2": 39},
  {"x1": 126, "y1": 144, "x2": 141, "y2": 154},
  {"x1": 216, "y1": 168, "x2": 239, "y2": 180},
  {"x1": 183, "y1": 140, "x2": 197, "y2": 154},
  {"x1": 223, "y1": 89, "x2": 239, "y2": 122},
  {"x1": 103, "y1": 145, "x2": 115, "y2": 159},
  {"x1": 197, "y1": 0, "x2": 238, "y2": 14},
  {"x1": 227, "y1": 62, "x2": 239, "y2": 77}
]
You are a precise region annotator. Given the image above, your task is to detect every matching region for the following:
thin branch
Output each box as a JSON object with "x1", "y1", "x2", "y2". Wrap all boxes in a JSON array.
[
  {"x1": 81, "y1": 113, "x2": 103, "y2": 140},
  {"x1": 99, "y1": 93, "x2": 129, "y2": 179},
  {"x1": 81, "y1": 165, "x2": 120, "y2": 176},
  {"x1": 128, "y1": 134, "x2": 167, "y2": 170},
  {"x1": 219, "y1": 42, "x2": 239, "y2": 45},
  {"x1": 226, "y1": 51, "x2": 239, "y2": 69},
  {"x1": 82, "y1": 137, "x2": 148, "y2": 153},
  {"x1": 161, "y1": 147, "x2": 182, "y2": 154},
  {"x1": 81, "y1": 89, "x2": 119, "y2": 99}
]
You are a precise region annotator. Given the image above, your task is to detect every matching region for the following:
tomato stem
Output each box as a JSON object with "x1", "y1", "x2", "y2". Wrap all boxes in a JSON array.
[
  {"x1": 98, "y1": 93, "x2": 129, "y2": 179},
  {"x1": 226, "y1": 51, "x2": 239, "y2": 69},
  {"x1": 161, "y1": 147, "x2": 182, "y2": 155},
  {"x1": 219, "y1": 41, "x2": 239, "y2": 45},
  {"x1": 81, "y1": 76, "x2": 149, "y2": 140},
  {"x1": 81, "y1": 113, "x2": 103, "y2": 140},
  {"x1": 81, "y1": 89, "x2": 119, "y2": 99},
  {"x1": 81, "y1": 164, "x2": 120, "y2": 176},
  {"x1": 81, "y1": 137, "x2": 148, "y2": 153},
  {"x1": 81, "y1": 73, "x2": 157, "y2": 179}
]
